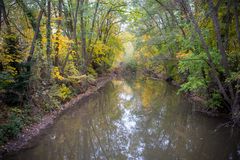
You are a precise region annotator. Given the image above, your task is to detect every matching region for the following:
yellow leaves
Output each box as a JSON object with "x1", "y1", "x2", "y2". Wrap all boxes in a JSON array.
[
  {"x1": 5, "y1": 66, "x2": 18, "y2": 76},
  {"x1": 92, "y1": 41, "x2": 110, "y2": 64},
  {"x1": 143, "y1": 35, "x2": 150, "y2": 41},
  {"x1": 0, "y1": 54, "x2": 14, "y2": 64},
  {"x1": 134, "y1": 44, "x2": 158, "y2": 64},
  {"x1": 0, "y1": 53, "x2": 22, "y2": 75},
  {"x1": 51, "y1": 67, "x2": 64, "y2": 80},
  {"x1": 52, "y1": 17, "x2": 63, "y2": 21},
  {"x1": 23, "y1": 28, "x2": 34, "y2": 42},
  {"x1": 41, "y1": 26, "x2": 73, "y2": 61},
  {"x1": 119, "y1": 32, "x2": 135, "y2": 42},
  {"x1": 93, "y1": 41, "x2": 110, "y2": 55},
  {"x1": 52, "y1": 32, "x2": 73, "y2": 58},
  {"x1": 90, "y1": 32, "x2": 124, "y2": 69},
  {"x1": 52, "y1": 31, "x2": 73, "y2": 46},
  {"x1": 57, "y1": 84, "x2": 71, "y2": 101},
  {"x1": 176, "y1": 50, "x2": 192, "y2": 59},
  {"x1": 64, "y1": 62, "x2": 80, "y2": 76},
  {"x1": 50, "y1": 84, "x2": 71, "y2": 102}
]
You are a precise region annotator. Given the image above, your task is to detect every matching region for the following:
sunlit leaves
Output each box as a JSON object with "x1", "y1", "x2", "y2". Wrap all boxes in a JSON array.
[{"x1": 51, "y1": 67, "x2": 64, "y2": 80}]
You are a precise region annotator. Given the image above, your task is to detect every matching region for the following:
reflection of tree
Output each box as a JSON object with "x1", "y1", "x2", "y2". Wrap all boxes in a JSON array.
[
  {"x1": 11, "y1": 79, "x2": 240, "y2": 160},
  {"x1": 124, "y1": 77, "x2": 240, "y2": 160}
]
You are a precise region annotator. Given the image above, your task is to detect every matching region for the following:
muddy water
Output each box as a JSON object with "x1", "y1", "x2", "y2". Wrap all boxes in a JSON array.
[{"x1": 5, "y1": 77, "x2": 240, "y2": 160}]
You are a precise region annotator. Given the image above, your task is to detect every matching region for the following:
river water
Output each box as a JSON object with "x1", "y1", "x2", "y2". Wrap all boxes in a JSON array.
[{"x1": 5, "y1": 77, "x2": 240, "y2": 160}]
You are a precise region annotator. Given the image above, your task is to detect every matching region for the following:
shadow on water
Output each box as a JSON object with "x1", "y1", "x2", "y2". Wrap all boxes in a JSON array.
[{"x1": 5, "y1": 76, "x2": 240, "y2": 160}]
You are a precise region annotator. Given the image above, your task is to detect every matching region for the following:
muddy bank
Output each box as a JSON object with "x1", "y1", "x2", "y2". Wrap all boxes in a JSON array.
[{"x1": 0, "y1": 73, "x2": 115, "y2": 158}]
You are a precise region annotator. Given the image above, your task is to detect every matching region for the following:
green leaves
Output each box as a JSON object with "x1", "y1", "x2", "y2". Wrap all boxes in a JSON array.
[{"x1": 179, "y1": 76, "x2": 207, "y2": 93}]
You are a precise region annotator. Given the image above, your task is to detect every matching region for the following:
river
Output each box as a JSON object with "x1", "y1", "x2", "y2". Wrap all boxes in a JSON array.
[{"x1": 5, "y1": 76, "x2": 240, "y2": 160}]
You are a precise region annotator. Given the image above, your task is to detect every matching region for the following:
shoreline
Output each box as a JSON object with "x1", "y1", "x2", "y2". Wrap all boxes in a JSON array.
[
  {"x1": 0, "y1": 73, "x2": 115, "y2": 158},
  {"x1": 0, "y1": 70, "x2": 230, "y2": 158},
  {"x1": 141, "y1": 70, "x2": 229, "y2": 118}
]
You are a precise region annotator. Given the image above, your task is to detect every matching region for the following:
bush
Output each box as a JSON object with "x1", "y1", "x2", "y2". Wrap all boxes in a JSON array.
[
  {"x1": 207, "y1": 91, "x2": 223, "y2": 109},
  {"x1": 125, "y1": 59, "x2": 137, "y2": 72},
  {"x1": 55, "y1": 84, "x2": 72, "y2": 101},
  {"x1": 41, "y1": 84, "x2": 72, "y2": 111},
  {"x1": 87, "y1": 66, "x2": 98, "y2": 77},
  {"x1": 0, "y1": 113, "x2": 24, "y2": 145}
]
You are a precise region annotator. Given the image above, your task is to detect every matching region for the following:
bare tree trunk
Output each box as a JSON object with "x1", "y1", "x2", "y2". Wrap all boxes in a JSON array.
[
  {"x1": 89, "y1": 7, "x2": 112, "y2": 61},
  {"x1": 224, "y1": 0, "x2": 232, "y2": 51},
  {"x1": 73, "y1": 0, "x2": 80, "y2": 43},
  {"x1": 208, "y1": 0, "x2": 229, "y2": 71},
  {"x1": 80, "y1": 0, "x2": 87, "y2": 73},
  {"x1": 0, "y1": 6, "x2": 2, "y2": 32},
  {"x1": 232, "y1": 0, "x2": 240, "y2": 126},
  {"x1": 61, "y1": 0, "x2": 80, "y2": 74},
  {"x1": 0, "y1": 0, "x2": 10, "y2": 71},
  {"x1": 233, "y1": 0, "x2": 240, "y2": 43},
  {"x1": 0, "y1": 0, "x2": 10, "y2": 30},
  {"x1": 46, "y1": 0, "x2": 52, "y2": 69},
  {"x1": 208, "y1": 0, "x2": 235, "y2": 100},
  {"x1": 54, "y1": 0, "x2": 63, "y2": 67},
  {"x1": 61, "y1": 2, "x2": 72, "y2": 38},
  {"x1": 180, "y1": 0, "x2": 231, "y2": 105},
  {"x1": 27, "y1": 9, "x2": 44, "y2": 71},
  {"x1": 87, "y1": 0, "x2": 100, "y2": 66}
]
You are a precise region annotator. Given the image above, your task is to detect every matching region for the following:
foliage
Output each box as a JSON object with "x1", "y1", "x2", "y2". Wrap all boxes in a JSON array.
[
  {"x1": 50, "y1": 84, "x2": 72, "y2": 102},
  {"x1": 0, "y1": 33, "x2": 22, "y2": 90},
  {"x1": 51, "y1": 67, "x2": 64, "y2": 80},
  {"x1": 207, "y1": 91, "x2": 223, "y2": 109},
  {"x1": 0, "y1": 113, "x2": 25, "y2": 145},
  {"x1": 125, "y1": 58, "x2": 138, "y2": 72},
  {"x1": 128, "y1": 0, "x2": 240, "y2": 125}
]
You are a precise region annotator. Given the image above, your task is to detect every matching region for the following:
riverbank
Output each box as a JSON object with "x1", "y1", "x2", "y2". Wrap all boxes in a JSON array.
[
  {"x1": 135, "y1": 69, "x2": 230, "y2": 118},
  {"x1": 0, "y1": 73, "x2": 115, "y2": 158},
  {"x1": 4, "y1": 75, "x2": 240, "y2": 160}
]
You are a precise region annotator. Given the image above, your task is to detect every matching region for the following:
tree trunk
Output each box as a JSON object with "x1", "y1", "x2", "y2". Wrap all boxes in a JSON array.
[
  {"x1": 27, "y1": 9, "x2": 44, "y2": 72},
  {"x1": 87, "y1": 0, "x2": 100, "y2": 66},
  {"x1": 54, "y1": 0, "x2": 63, "y2": 67},
  {"x1": 224, "y1": 0, "x2": 232, "y2": 51},
  {"x1": 233, "y1": 0, "x2": 240, "y2": 43},
  {"x1": 180, "y1": 0, "x2": 231, "y2": 105},
  {"x1": 16, "y1": 0, "x2": 37, "y2": 31},
  {"x1": 46, "y1": 0, "x2": 52, "y2": 70},
  {"x1": 80, "y1": 0, "x2": 87, "y2": 73},
  {"x1": 0, "y1": 5, "x2": 2, "y2": 31},
  {"x1": 208, "y1": 0, "x2": 235, "y2": 100},
  {"x1": 73, "y1": 0, "x2": 80, "y2": 43},
  {"x1": 0, "y1": 0, "x2": 10, "y2": 31},
  {"x1": 0, "y1": 0, "x2": 10, "y2": 71}
]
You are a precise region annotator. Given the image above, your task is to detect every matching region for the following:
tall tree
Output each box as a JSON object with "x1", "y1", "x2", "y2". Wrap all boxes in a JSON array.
[
  {"x1": 80, "y1": 0, "x2": 87, "y2": 73},
  {"x1": 46, "y1": 0, "x2": 52, "y2": 68}
]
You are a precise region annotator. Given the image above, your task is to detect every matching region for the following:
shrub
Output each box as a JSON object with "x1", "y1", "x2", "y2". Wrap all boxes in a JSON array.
[
  {"x1": 207, "y1": 91, "x2": 223, "y2": 109},
  {"x1": 0, "y1": 113, "x2": 24, "y2": 145},
  {"x1": 56, "y1": 84, "x2": 72, "y2": 101},
  {"x1": 125, "y1": 59, "x2": 137, "y2": 72}
]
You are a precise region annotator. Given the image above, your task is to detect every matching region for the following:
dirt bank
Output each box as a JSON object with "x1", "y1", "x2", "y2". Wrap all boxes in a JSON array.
[{"x1": 0, "y1": 73, "x2": 115, "y2": 158}]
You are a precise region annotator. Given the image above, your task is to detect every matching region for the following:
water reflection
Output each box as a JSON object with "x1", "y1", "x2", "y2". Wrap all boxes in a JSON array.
[{"x1": 6, "y1": 78, "x2": 240, "y2": 160}]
